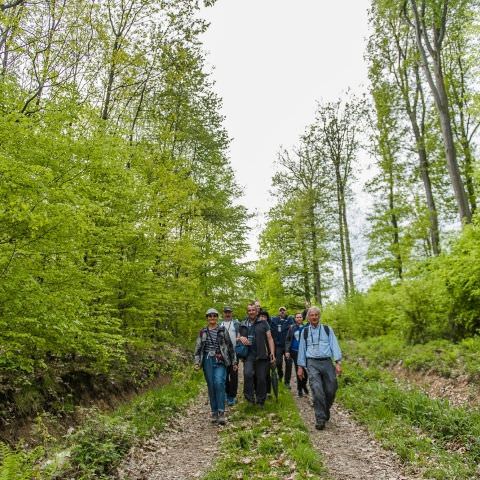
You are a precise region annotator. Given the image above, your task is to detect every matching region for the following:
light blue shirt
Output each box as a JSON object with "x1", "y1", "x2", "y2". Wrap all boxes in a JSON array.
[{"x1": 297, "y1": 323, "x2": 342, "y2": 368}]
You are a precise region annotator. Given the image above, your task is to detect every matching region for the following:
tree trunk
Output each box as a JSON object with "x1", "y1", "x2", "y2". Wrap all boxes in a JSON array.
[
  {"x1": 408, "y1": 0, "x2": 472, "y2": 224},
  {"x1": 340, "y1": 188, "x2": 354, "y2": 293},
  {"x1": 336, "y1": 170, "x2": 348, "y2": 296},
  {"x1": 388, "y1": 170, "x2": 403, "y2": 279},
  {"x1": 309, "y1": 204, "x2": 322, "y2": 307}
]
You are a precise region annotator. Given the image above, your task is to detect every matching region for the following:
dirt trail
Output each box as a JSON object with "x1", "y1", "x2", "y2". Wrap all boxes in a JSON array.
[
  {"x1": 117, "y1": 387, "x2": 221, "y2": 480},
  {"x1": 293, "y1": 388, "x2": 420, "y2": 480},
  {"x1": 117, "y1": 371, "x2": 423, "y2": 480}
]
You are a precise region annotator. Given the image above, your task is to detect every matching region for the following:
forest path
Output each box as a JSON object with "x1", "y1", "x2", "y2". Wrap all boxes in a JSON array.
[
  {"x1": 293, "y1": 386, "x2": 420, "y2": 480},
  {"x1": 117, "y1": 386, "x2": 220, "y2": 480}
]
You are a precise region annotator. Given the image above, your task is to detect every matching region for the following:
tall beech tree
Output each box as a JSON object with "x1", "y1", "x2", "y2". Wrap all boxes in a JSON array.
[{"x1": 404, "y1": 0, "x2": 472, "y2": 223}]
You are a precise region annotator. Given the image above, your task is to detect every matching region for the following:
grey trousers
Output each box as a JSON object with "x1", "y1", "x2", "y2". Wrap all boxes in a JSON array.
[{"x1": 306, "y1": 358, "x2": 338, "y2": 423}]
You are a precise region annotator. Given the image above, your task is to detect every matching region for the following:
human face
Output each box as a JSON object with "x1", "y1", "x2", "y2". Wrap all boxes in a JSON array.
[
  {"x1": 247, "y1": 305, "x2": 257, "y2": 320},
  {"x1": 308, "y1": 309, "x2": 320, "y2": 327},
  {"x1": 295, "y1": 313, "x2": 303, "y2": 325},
  {"x1": 223, "y1": 310, "x2": 232, "y2": 320},
  {"x1": 254, "y1": 301, "x2": 261, "y2": 313},
  {"x1": 279, "y1": 309, "x2": 286, "y2": 319},
  {"x1": 207, "y1": 313, "x2": 218, "y2": 327}
]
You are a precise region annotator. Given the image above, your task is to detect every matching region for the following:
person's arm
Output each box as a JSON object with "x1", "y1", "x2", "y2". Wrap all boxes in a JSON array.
[
  {"x1": 194, "y1": 332, "x2": 203, "y2": 369},
  {"x1": 329, "y1": 327, "x2": 342, "y2": 376},
  {"x1": 238, "y1": 323, "x2": 251, "y2": 345},
  {"x1": 297, "y1": 329, "x2": 307, "y2": 379},
  {"x1": 266, "y1": 329, "x2": 275, "y2": 363},
  {"x1": 285, "y1": 326, "x2": 293, "y2": 358}
]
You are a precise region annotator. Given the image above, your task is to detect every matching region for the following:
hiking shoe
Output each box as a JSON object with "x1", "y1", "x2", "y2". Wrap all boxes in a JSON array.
[
  {"x1": 210, "y1": 412, "x2": 218, "y2": 423},
  {"x1": 315, "y1": 422, "x2": 325, "y2": 430},
  {"x1": 217, "y1": 411, "x2": 226, "y2": 425},
  {"x1": 303, "y1": 386, "x2": 309, "y2": 395},
  {"x1": 298, "y1": 390, "x2": 303, "y2": 397}
]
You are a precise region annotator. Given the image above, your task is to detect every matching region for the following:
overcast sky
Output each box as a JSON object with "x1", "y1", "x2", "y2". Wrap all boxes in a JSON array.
[{"x1": 201, "y1": 1, "x2": 372, "y2": 259}]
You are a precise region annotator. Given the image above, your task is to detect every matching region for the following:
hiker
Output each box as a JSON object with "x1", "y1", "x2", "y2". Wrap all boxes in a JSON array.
[
  {"x1": 297, "y1": 306, "x2": 342, "y2": 430},
  {"x1": 285, "y1": 312, "x2": 309, "y2": 397},
  {"x1": 194, "y1": 308, "x2": 237, "y2": 425},
  {"x1": 271, "y1": 306, "x2": 294, "y2": 388},
  {"x1": 220, "y1": 306, "x2": 240, "y2": 406},
  {"x1": 238, "y1": 303, "x2": 275, "y2": 406}
]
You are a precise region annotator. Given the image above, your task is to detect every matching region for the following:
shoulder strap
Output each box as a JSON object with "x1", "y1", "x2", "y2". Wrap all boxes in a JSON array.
[
  {"x1": 303, "y1": 325, "x2": 309, "y2": 341},
  {"x1": 303, "y1": 324, "x2": 330, "y2": 341}
]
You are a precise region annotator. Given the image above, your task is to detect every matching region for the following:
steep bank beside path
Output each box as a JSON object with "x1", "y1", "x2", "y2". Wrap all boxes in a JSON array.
[
  {"x1": 117, "y1": 387, "x2": 220, "y2": 480},
  {"x1": 294, "y1": 394, "x2": 420, "y2": 480}
]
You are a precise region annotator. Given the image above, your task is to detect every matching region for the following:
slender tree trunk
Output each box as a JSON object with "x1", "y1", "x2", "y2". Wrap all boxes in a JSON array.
[
  {"x1": 309, "y1": 204, "x2": 322, "y2": 306},
  {"x1": 408, "y1": 0, "x2": 472, "y2": 224},
  {"x1": 388, "y1": 170, "x2": 403, "y2": 279},
  {"x1": 335, "y1": 171, "x2": 348, "y2": 296},
  {"x1": 299, "y1": 236, "x2": 311, "y2": 304},
  {"x1": 340, "y1": 188, "x2": 354, "y2": 293},
  {"x1": 102, "y1": 35, "x2": 120, "y2": 121}
]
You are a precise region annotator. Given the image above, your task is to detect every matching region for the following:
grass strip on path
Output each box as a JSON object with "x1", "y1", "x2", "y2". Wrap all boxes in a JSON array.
[
  {"x1": 0, "y1": 368, "x2": 204, "y2": 480},
  {"x1": 338, "y1": 363, "x2": 480, "y2": 480},
  {"x1": 203, "y1": 385, "x2": 329, "y2": 480}
]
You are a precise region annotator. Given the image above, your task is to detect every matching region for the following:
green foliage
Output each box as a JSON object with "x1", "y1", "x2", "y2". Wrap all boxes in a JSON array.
[
  {"x1": 338, "y1": 363, "x2": 480, "y2": 479},
  {"x1": 203, "y1": 386, "x2": 328, "y2": 480},
  {"x1": 0, "y1": 0, "x2": 249, "y2": 422},
  {"x1": 323, "y1": 219, "x2": 480, "y2": 343},
  {"x1": 346, "y1": 334, "x2": 480, "y2": 381}
]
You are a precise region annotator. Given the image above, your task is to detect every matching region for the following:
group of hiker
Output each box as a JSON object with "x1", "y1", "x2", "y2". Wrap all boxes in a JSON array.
[{"x1": 194, "y1": 302, "x2": 342, "y2": 430}]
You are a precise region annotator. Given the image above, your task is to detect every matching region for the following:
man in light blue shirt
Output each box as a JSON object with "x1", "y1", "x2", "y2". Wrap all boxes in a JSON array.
[{"x1": 297, "y1": 306, "x2": 342, "y2": 430}]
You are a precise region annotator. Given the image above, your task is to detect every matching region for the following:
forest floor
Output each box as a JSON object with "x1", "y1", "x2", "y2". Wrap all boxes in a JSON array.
[{"x1": 117, "y1": 368, "x2": 425, "y2": 480}]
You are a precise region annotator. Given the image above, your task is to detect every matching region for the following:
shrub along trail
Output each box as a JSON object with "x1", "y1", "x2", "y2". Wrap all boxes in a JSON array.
[{"x1": 117, "y1": 386, "x2": 220, "y2": 480}]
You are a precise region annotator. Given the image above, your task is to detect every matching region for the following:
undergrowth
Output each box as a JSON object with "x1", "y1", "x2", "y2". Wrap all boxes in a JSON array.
[
  {"x1": 346, "y1": 334, "x2": 480, "y2": 381},
  {"x1": 203, "y1": 385, "x2": 329, "y2": 480},
  {"x1": 338, "y1": 363, "x2": 480, "y2": 479},
  {"x1": 0, "y1": 368, "x2": 204, "y2": 480}
]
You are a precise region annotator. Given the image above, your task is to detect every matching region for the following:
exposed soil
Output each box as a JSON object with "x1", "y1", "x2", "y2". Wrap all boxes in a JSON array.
[
  {"x1": 390, "y1": 365, "x2": 480, "y2": 408},
  {"x1": 117, "y1": 368, "x2": 426, "y2": 480},
  {"x1": 117, "y1": 386, "x2": 222, "y2": 480},
  {"x1": 292, "y1": 381, "x2": 421, "y2": 480}
]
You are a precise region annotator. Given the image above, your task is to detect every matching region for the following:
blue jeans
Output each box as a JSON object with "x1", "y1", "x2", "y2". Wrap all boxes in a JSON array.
[{"x1": 203, "y1": 355, "x2": 227, "y2": 414}]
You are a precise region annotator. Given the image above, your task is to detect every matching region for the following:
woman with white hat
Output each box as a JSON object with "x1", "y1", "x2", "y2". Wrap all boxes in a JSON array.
[{"x1": 194, "y1": 308, "x2": 237, "y2": 425}]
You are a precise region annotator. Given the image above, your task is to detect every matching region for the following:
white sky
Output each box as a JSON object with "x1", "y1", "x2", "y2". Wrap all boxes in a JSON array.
[{"x1": 201, "y1": 1, "x2": 372, "y2": 260}]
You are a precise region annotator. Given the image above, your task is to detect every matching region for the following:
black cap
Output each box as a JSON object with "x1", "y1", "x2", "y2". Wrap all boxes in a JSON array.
[{"x1": 223, "y1": 306, "x2": 233, "y2": 312}]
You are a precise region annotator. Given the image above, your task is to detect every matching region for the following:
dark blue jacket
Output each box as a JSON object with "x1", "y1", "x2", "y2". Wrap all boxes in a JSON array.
[{"x1": 270, "y1": 315, "x2": 293, "y2": 347}]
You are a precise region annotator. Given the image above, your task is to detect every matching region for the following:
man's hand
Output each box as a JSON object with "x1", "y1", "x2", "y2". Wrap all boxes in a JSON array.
[
  {"x1": 194, "y1": 363, "x2": 200, "y2": 371},
  {"x1": 233, "y1": 364, "x2": 238, "y2": 372},
  {"x1": 239, "y1": 336, "x2": 251, "y2": 346},
  {"x1": 335, "y1": 363, "x2": 342, "y2": 376},
  {"x1": 269, "y1": 353, "x2": 275, "y2": 365},
  {"x1": 285, "y1": 352, "x2": 290, "y2": 359},
  {"x1": 297, "y1": 367, "x2": 304, "y2": 380}
]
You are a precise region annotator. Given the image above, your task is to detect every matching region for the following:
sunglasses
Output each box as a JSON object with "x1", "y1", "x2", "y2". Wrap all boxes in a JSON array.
[{"x1": 207, "y1": 314, "x2": 218, "y2": 317}]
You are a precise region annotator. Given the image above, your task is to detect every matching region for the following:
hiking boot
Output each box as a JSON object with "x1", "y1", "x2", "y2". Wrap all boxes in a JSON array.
[
  {"x1": 303, "y1": 386, "x2": 309, "y2": 395},
  {"x1": 210, "y1": 412, "x2": 218, "y2": 423},
  {"x1": 298, "y1": 390, "x2": 303, "y2": 397},
  {"x1": 315, "y1": 422, "x2": 325, "y2": 430},
  {"x1": 217, "y1": 411, "x2": 226, "y2": 425}
]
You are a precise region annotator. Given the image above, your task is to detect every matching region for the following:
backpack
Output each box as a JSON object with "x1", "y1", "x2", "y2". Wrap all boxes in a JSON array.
[{"x1": 303, "y1": 324, "x2": 330, "y2": 342}]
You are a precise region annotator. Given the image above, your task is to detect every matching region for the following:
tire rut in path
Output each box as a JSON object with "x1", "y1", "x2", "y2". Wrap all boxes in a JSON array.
[
  {"x1": 117, "y1": 387, "x2": 220, "y2": 480},
  {"x1": 293, "y1": 392, "x2": 420, "y2": 480}
]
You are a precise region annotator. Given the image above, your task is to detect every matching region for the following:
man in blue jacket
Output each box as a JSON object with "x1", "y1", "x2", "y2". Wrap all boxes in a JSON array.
[
  {"x1": 270, "y1": 306, "x2": 293, "y2": 388},
  {"x1": 297, "y1": 306, "x2": 342, "y2": 430}
]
